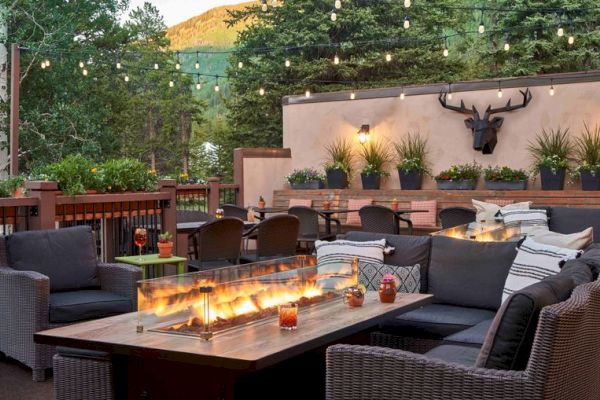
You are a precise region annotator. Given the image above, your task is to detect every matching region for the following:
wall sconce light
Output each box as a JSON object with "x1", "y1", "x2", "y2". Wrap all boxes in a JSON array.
[{"x1": 358, "y1": 125, "x2": 370, "y2": 144}]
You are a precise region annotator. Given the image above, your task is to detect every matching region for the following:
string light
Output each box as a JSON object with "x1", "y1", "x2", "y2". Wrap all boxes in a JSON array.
[
  {"x1": 478, "y1": 10, "x2": 485, "y2": 34},
  {"x1": 214, "y1": 76, "x2": 220, "y2": 92},
  {"x1": 124, "y1": 74, "x2": 129, "y2": 82},
  {"x1": 497, "y1": 81, "x2": 503, "y2": 98},
  {"x1": 504, "y1": 42, "x2": 510, "y2": 51},
  {"x1": 195, "y1": 52, "x2": 200, "y2": 69},
  {"x1": 305, "y1": 89, "x2": 311, "y2": 98},
  {"x1": 116, "y1": 61, "x2": 121, "y2": 69},
  {"x1": 259, "y1": 87, "x2": 265, "y2": 96},
  {"x1": 403, "y1": 16, "x2": 410, "y2": 29},
  {"x1": 196, "y1": 76, "x2": 202, "y2": 90},
  {"x1": 557, "y1": 26, "x2": 564, "y2": 37},
  {"x1": 169, "y1": 78, "x2": 174, "y2": 87},
  {"x1": 79, "y1": 61, "x2": 84, "y2": 68},
  {"x1": 385, "y1": 53, "x2": 392, "y2": 62},
  {"x1": 154, "y1": 63, "x2": 159, "y2": 70},
  {"x1": 333, "y1": 53, "x2": 340, "y2": 65},
  {"x1": 334, "y1": 0, "x2": 341, "y2": 10},
  {"x1": 443, "y1": 48, "x2": 449, "y2": 57},
  {"x1": 549, "y1": 79, "x2": 555, "y2": 96},
  {"x1": 442, "y1": 37, "x2": 449, "y2": 57},
  {"x1": 331, "y1": 10, "x2": 337, "y2": 21},
  {"x1": 271, "y1": 0, "x2": 277, "y2": 5},
  {"x1": 404, "y1": 0, "x2": 411, "y2": 8},
  {"x1": 400, "y1": 87, "x2": 405, "y2": 100},
  {"x1": 41, "y1": 61, "x2": 46, "y2": 69},
  {"x1": 350, "y1": 90, "x2": 356, "y2": 100},
  {"x1": 175, "y1": 52, "x2": 181, "y2": 70},
  {"x1": 568, "y1": 34, "x2": 575, "y2": 45},
  {"x1": 44, "y1": 59, "x2": 50, "y2": 68},
  {"x1": 238, "y1": 61, "x2": 244, "y2": 69},
  {"x1": 82, "y1": 68, "x2": 88, "y2": 76},
  {"x1": 447, "y1": 83, "x2": 453, "y2": 100},
  {"x1": 285, "y1": 58, "x2": 291, "y2": 68},
  {"x1": 261, "y1": 0, "x2": 267, "y2": 12}
]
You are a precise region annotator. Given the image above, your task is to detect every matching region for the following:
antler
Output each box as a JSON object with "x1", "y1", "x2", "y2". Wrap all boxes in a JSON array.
[
  {"x1": 485, "y1": 89, "x2": 533, "y2": 119},
  {"x1": 438, "y1": 92, "x2": 472, "y2": 114}
]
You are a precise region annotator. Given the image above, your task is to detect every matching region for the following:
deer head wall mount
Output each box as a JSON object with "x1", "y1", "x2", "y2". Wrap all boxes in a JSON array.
[{"x1": 439, "y1": 89, "x2": 533, "y2": 154}]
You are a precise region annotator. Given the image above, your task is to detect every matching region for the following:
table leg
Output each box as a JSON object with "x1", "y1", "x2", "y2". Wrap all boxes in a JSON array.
[
  {"x1": 398, "y1": 215, "x2": 413, "y2": 235},
  {"x1": 141, "y1": 266, "x2": 147, "y2": 281},
  {"x1": 325, "y1": 217, "x2": 332, "y2": 236},
  {"x1": 176, "y1": 261, "x2": 185, "y2": 275}
]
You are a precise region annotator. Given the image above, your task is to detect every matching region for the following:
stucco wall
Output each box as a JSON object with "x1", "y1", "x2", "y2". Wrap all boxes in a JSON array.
[
  {"x1": 282, "y1": 81, "x2": 600, "y2": 190},
  {"x1": 243, "y1": 157, "x2": 292, "y2": 207}
]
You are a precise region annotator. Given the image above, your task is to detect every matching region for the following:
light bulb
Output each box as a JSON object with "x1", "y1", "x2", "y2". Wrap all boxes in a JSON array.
[
  {"x1": 478, "y1": 23, "x2": 485, "y2": 34},
  {"x1": 331, "y1": 11, "x2": 337, "y2": 21},
  {"x1": 262, "y1": 2, "x2": 268, "y2": 11},
  {"x1": 557, "y1": 27, "x2": 564, "y2": 37},
  {"x1": 335, "y1": 0, "x2": 342, "y2": 9},
  {"x1": 443, "y1": 48, "x2": 449, "y2": 57},
  {"x1": 215, "y1": 84, "x2": 220, "y2": 92},
  {"x1": 124, "y1": 75, "x2": 129, "y2": 82},
  {"x1": 404, "y1": 0, "x2": 411, "y2": 7},
  {"x1": 285, "y1": 58, "x2": 291, "y2": 68},
  {"x1": 448, "y1": 92, "x2": 453, "y2": 100},
  {"x1": 175, "y1": 63, "x2": 181, "y2": 70},
  {"x1": 272, "y1": 0, "x2": 277, "y2": 5},
  {"x1": 305, "y1": 90, "x2": 311, "y2": 98},
  {"x1": 497, "y1": 88, "x2": 503, "y2": 98},
  {"x1": 385, "y1": 53, "x2": 392, "y2": 62},
  {"x1": 116, "y1": 62, "x2": 121, "y2": 69},
  {"x1": 195, "y1": 62, "x2": 200, "y2": 69},
  {"x1": 196, "y1": 83, "x2": 202, "y2": 90},
  {"x1": 169, "y1": 80, "x2": 174, "y2": 87},
  {"x1": 79, "y1": 61, "x2": 84, "y2": 68},
  {"x1": 404, "y1": 17, "x2": 410, "y2": 29},
  {"x1": 44, "y1": 59, "x2": 50, "y2": 67},
  {"x1": 333, "y1": 54, "x2": 340, "y2": 65},
  {"x1": 82, "y1": 68, "x2": 88, "y2": 76},
  {"x1": 238, "y1": 61, "x2": 243, "y2": 69},
  {"x1": 549, "y1": 86, "x2": 555, "y2": 96},
  {"x1": 154, "y1": 63, "x2": 159, "y2": 70},
  {"x1": 41, "y1": 61, "x2": 46, "y2": 69},
  {"x1": 350, "y1": 91, "x2": 356, "y2": 100},
  {"x1": 568, "y1": 35, "x2": 575, "y2": 45},
  {"x1": 400, "y1": 91, "x2": 405, "y2": 100},
  {"x1": 504, "y1": 43, "x2": 510, "y2": 51},
  {"x1": 259, "y1": 87, "x2": 265, "y2": 96}
]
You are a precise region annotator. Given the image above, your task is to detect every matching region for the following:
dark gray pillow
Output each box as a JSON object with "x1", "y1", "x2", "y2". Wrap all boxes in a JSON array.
[
  {"x1": 475, "y1": 274, "x2": 575, "y2": 370},
  {"x1": 344, "y1": 231, "x2": 431, "y2": 291},
  {"x1": 7, "y1": 226, "x2": 98, "y2": 292},
  {"x1": 428, "y1": 236, "x2": 516, "y2": 310},
  {"x1": 549, "y1": 207, "x2": 600, "y2": 240}
]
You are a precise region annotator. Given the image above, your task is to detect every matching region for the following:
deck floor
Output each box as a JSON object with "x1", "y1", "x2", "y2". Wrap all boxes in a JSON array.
[{"x1": 0, "y1": 358, "x2": 52, "y2": 400}]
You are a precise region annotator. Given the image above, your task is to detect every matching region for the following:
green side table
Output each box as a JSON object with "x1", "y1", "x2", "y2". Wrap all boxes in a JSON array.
[{"x1": 115, "y1": 254, "x2": 187, "y2": 280}]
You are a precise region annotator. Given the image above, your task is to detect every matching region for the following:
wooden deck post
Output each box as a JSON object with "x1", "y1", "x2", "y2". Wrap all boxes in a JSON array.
[
  {"x1": 159, "y1": 179, "x2": 178, "y2": 255},
  {"x1": 25, "y1": 181, "x2": 58, "y2": 230},
  {"x1": 207, "y1": 177, "x2": 221, "y2": 216}
]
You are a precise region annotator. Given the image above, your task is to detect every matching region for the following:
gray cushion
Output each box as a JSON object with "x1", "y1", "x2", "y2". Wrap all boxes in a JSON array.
[
  {"x1": 558, "y1": 259, "x2": 594, "y2": 286},
  {"x1": 425, "y1": 344, "x2": 480, "y2": 366},
  {"x1": 428, "y1": 236, "x2": 517, "y2": 310},
  {"x1": 549, "y1": 207, "x2": 600, "y2": 240},
  {"x1": 382, "y1": 304, "x2": 496, "y2": 338},
  {"x1": 476, "y1": 274, "x2": 575, "y2": 370},
  {"x1": 344, "y1": 232, "x2": 431, "y2": 291},
  {"x1": 6, "y1": 226, "x2": 98, "y2": 292},
  {"x1": 443, "y1": 319, "x2": 493, "y2": 347},
  {"x1": 49, "y1": 290, "x2": 132, "y2": 323}
]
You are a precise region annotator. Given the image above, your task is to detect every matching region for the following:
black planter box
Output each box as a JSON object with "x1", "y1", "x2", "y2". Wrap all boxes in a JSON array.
[
  {"x1": 484, "y1": 180, "x2": 528, "y2": 190},
  {"x1": 581, "y1": 170, "x2": 600, "y2": 191},
  {"x1": 361, "y1": 173, "x2": 381, "y2": 190},
  {"x1": 326, "y1": 169, "x2": 349, "y2": 189},
  {"x1": 539, "y1": 167, "x2": 565, "y2": 190},
  {"x1": 290, "y1": 181, "x2": 324, "y2": 190},
  {"x1": 436, "y1": 180, "x2": 476, "y2": 190},
  {"x1": 398, "y1": 170, "x2": 422, "y2": 190}
]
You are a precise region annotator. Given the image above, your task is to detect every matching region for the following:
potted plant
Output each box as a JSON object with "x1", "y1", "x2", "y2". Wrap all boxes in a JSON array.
[
  {"x1": 394, "y1": 132, "x2": 429, "y2": 190},
  {"x1": 0, "y1": 176, "x2": 26, "y2": 198},
  {"x1": 157, "y1": 231, "x2": 173, "y2": 258},
  {"x1": 286, "y1": 168, "x2": 325, "y2": 189},
  {"x1": 323, "y1": 138, "x2": 354, "y2": 189},
  {"x1": 528, "y1": 128, "x2": 572, "y2": 190},
  {"x1": 572, "y1": 123, "x2": 600, "y2": 191},
  {"x1": 258, "y1": 196, "x2": 266, "y2": 209},
  {"x1": 359, "y1": 141, "x2": 392, "y2": 190},
  {"x1": 484, "y1": 166, "x2": 528, "y2": 190},
  {"x1": 435, "y1": 162, "x2": 481, "y2": 190}
]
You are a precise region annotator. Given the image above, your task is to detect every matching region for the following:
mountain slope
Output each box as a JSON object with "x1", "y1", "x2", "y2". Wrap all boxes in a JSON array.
[{"x1": 166, "y1": 1, "x2": 254, "y2": 50}]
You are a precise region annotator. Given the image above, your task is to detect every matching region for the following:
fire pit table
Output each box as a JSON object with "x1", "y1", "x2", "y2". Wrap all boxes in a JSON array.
[{"x1": 35, "y1": 256, "x2": 432, "y2": 399}]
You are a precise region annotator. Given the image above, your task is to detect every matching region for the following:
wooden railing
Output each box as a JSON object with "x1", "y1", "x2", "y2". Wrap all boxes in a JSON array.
[{"x1": 176, "y1": 177, "x2": 240, "y2": 215}]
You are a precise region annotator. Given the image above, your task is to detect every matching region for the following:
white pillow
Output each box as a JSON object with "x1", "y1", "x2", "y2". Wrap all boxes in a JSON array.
[
  {"x1": 502, "y1": 237, "x2": 581, "y2": 303},
  {"x1": 472, "y1": 199, "x2": 531, "y2": 223},
  {"x1": 527, "y1": 227, "x2": 593, "y2": 250},
  {"x1": 501, "y1": 209, "x2": 549, "y2": 234},
  {"x1": 315, "y1": 239, "x2": 386, "y2": 269}
]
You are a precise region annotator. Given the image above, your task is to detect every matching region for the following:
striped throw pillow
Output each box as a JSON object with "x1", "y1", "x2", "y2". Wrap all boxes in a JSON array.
[
  {"x1": 315, "y1": 239, "x2": 385, "y2": 270},
  {"x1": 501, "y1": 208, "x2": 548, "y2": 234},
  {"x1": 502, "y1": 237, "x2": 581, "y2": 303}
]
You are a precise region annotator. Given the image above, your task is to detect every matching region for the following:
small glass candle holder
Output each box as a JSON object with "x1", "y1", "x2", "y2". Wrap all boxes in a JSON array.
[
  {"x1": 215, "y1": 208, "x2": 224, "y2": 219},
  {"x1": 279, "y1": 302, "x2": 298, "y2": 331}
]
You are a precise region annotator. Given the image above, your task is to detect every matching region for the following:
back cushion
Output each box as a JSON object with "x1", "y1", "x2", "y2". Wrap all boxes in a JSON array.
[
  {"x1": 346, "y1": 199, "x2": 373, "y2": 224},
  {"x1": 484, "y1": 199, "x2": 515, "y2": 207},
  {"x1": 428, "y1": 236, "x2": 517, "y2": 310},
  {"x1": 501, "y1": 209, "x2": 548, "y2": 234},
  {"x1": 7, "y1": 226, "x2": 98, "y2": 292},
  {"x1": 410, "y1": 200, "x2": 437, "y2": 227},
  {"x1": 288, "y1": 199, "x2": 312, "y2": 208},
  {"x1": 549, "y1": 207, "x2": 600, "y2": 241},
  {"x1": 345, "y1": 231, "x2": 431, "y2": 291},
  {"x1": 476, "y1": 274, "x2": 575, "y2": 370}
]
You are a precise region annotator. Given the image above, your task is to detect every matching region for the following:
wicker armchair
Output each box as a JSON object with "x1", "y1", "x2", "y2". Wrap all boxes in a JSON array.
[
  {"x1": 242, "y1": 214, "x2": 299, "y2": 262},
  {"x1": 326, "y1": 279, "x2": 600, "y2": 400},
  {"x1": 187, "y1": 217, "x2": 244, "y2": 271},
  {"x1": 222, "y1": 204, "x2": 249, "y2": 220},
  {"x1": 439, "y1": 206, "x2": 476, "y2": 229},
  {"x1": 359, "y1": 205, "x2": 411, "y2": 235},
  {"x1": 0, "y1": 227, "x2": 140, "y2": 382},
  {"x1": 288, "y1": 206, "x2": 340, "y2": 252}
]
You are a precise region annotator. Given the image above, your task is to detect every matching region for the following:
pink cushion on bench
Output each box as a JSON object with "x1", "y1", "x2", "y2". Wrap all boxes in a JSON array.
[
  {"x1": 346, "y1": 199, "x2": 373, "y2": 225},
  {"x1": 288, "y1": 199, "x2": 312, "y2": 208},
  {"x1": 484, "y1": 199, "x2": 514, "y2": 207},
  {"x1": 410, "y1": 200, "x2": 438, "y2": 227}
]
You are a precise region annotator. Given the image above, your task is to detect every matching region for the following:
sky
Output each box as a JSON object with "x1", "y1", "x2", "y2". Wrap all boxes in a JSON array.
[{"x1": 127, "y1": 0, "x2": 249, "y2": 27}]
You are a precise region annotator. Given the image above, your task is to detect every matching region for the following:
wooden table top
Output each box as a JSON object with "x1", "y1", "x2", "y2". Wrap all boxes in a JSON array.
[{"x1": 35, "y1": 292, "x2": 432, "y2": 371}]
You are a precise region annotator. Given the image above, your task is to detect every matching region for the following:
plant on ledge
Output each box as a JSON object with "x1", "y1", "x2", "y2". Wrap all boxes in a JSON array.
[
  {"x1": 394, "y1": 132, "x2": 430, "y2": 190},
  {"x1": 528, "y1": 127, "x2": 572, "y2": 190},
  {"x1": 286, "y1": 168, "x2": 325, "y2": 190},
  {"x1": 98, "y1": 159, "x2": 159, "y2": 193},
  {"x1": 36, "y1": 154, "x2": 100, "y2": 195},
  {"x1": 572, "y1": 123, "x2": 600, "y2": 191},
  {"x1": 435, "y1": 162, "x2": 481, "y2": 190},
  {"x1": 0, "y1": 176, "x2": 26, "y2": 198},
  {"x1": 359, "y1": 140, "x2": 393, "y2": 190},
  {"x1": 484, "y1": 166, "x2": 528, "y2": 190},
  {"x1": 324, "y1": 138, "x2": 354, "y2": 189}
]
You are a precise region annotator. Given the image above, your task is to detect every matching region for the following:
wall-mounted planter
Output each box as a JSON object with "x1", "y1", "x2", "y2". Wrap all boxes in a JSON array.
[
  {"x1": 290, "y1": 181, "x2": 324, "y2": 190},
  {"x1": 580, "y1": 170, "x2": 600, "y2": 191},
  {"x1": 326, "y1": 169, "x2": 349, "y2": 189},
  {"x1": 484, "y1": 180, "x2": 527, "y2": 190},
  {"x1": 398, "y1": 170, "x2": 422, "y2": 190},
  {"x1": 539, "y1": 167, "x2": 565, "y2": 190},
  {"x1": 361, "y1": 173, "x2": 381, "y2": 190},
  {"x1": 436, "y1": 180, "x2": 476, "y2": 190}
]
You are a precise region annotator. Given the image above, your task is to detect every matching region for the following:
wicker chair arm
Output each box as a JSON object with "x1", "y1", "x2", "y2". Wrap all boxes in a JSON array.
[
  {"x1": 242, "y1": 223, "x2": 260, "y2": 237},
  {"x1": 326, "y1": 344, "x2": 536, "y2": 400},
  {"x1": 97, "y1": 263, "x2": 142, "y2": 308}
]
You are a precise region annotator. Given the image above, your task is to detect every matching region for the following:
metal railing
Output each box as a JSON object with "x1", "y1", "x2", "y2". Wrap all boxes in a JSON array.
[{"x1": 176, "y1": 178, "x2": 240, "y2": 215}]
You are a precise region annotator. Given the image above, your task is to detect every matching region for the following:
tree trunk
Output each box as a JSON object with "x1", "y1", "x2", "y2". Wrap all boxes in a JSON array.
[
  {"x1": 147, "y1": 109, "x2": 156, "y2": 170},
  {"x1": 181, "y1": 111, "x2": 190, "y2": 174}
]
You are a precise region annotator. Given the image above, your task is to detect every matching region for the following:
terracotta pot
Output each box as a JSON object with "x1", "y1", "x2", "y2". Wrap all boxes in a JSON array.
[
  {"x1": 157, "y1": 241, "x2": 173, "y2": 258},
  {"x1": 322, "y1": 201, "x2": 331, "y2": 210},
  {"x1": 379, "y1": 281, "x2": 397, "y2": 303},
  {"x1": 258, "y1": 201, "x2": 266, "y2": 209},
  {"x1": 13, "y1": 187, "x2": 25, "y2": 198}
]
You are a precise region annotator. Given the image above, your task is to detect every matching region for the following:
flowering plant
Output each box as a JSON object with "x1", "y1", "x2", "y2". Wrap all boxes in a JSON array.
[
  {"x1": 528, "y1": 128, "x2": 572, "y2": 174},
  {"x1": 484, "y1": 166, "x2": 528, "y2": 182},
  {"x1": 286, "y1": 168, "x2": 325, "y2": 184},
  {"x1": 158, "y1": 231, "x2": 173, "y2": 243},
  {"x1": 381, "y1": 273, "x2": 396, "y2": 283},
  {"x1": 435, "y1": 162, "x2": 481, "y2": 181}
]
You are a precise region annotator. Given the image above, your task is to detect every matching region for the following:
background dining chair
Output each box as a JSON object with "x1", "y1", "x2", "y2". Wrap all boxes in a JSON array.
[
  {"x1": 241, "y1": 214, "x2": 299, "y2": 262},
  {"x1": 288, "y1": 206, "x2": 340, "y2": 253},
  {"x1": 222, "y1": 204, "x2": 249, "y2": 220},
  {"x1": 439, "y1": 207, "x2": 477, "y2": 229},
  {"x1": 176, "y1": 209, "x2": 215, "y2": 223},
  {"x1": 359, "y1": 205, "x2": 404, "y2": 235},
  {"x1": 187, "y1": 217, "x2": 244, "y2": 271}
]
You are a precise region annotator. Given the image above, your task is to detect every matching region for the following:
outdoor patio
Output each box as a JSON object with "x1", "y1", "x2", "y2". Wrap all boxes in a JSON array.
[{"x1": 4, "y1": 1, "x2": 600, "y2": 399}]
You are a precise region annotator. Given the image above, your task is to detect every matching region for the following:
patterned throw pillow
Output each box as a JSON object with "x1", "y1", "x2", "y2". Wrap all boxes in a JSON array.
[
  {"x1": 345, "y1": 199, "x2": 373, "y2": 225},
  {"x1": 409, "y1": 200, "x2": 437, "y2": 227},
  {"x1": 501, "y1": 208, "x2": 548, "y2": 234},
  {"x1": 502, "y1": 237, "x2": 581, "y2": 303},
  {"x1": 359, "y1": 263, "x2": 421, "y2": 293}
]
